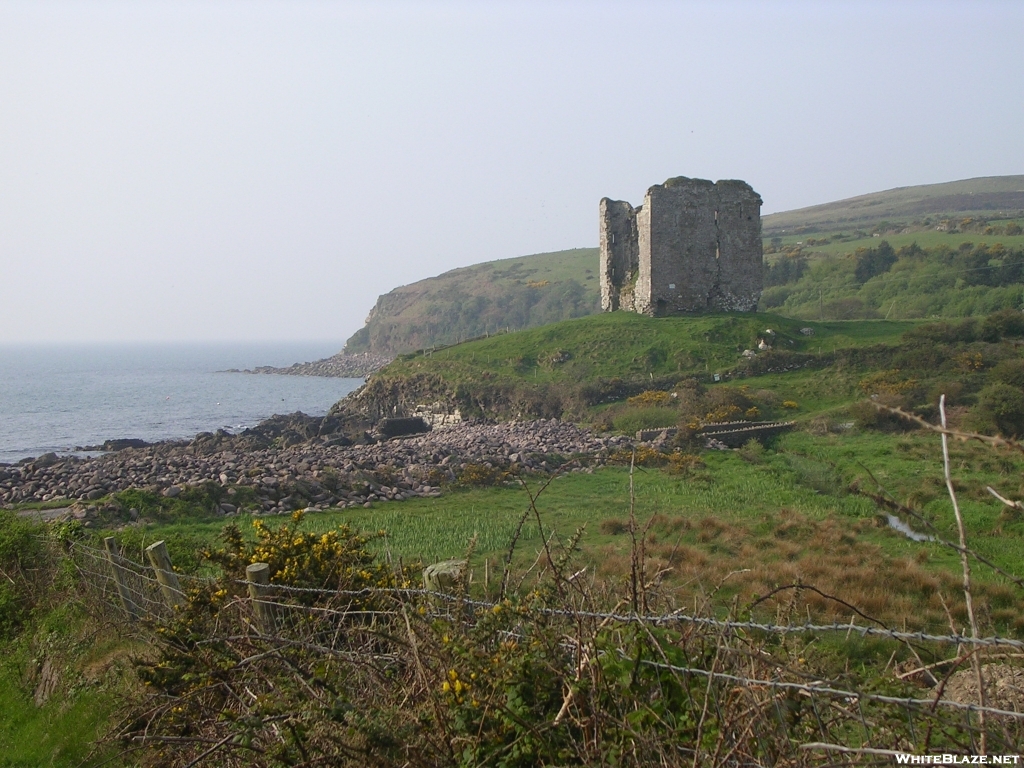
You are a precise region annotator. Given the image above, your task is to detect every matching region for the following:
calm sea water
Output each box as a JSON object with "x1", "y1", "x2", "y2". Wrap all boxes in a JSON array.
[{"x1": 0, "y1": 343, "x2": 363, "y2": 464}]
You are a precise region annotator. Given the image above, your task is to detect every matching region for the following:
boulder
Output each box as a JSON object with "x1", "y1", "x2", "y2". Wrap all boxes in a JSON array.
[
  {"x1": 101, "y1": 439, "x2": 150, "y2": 451},
  {"x1": 35, "y1": 452, "x2": 60, "y2": 468},
  {"x1": 377, "y1": 417, "x2": 431, "y2": 439}
]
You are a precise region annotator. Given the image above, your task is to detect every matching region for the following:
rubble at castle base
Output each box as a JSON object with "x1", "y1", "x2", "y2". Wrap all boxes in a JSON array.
[{"x1": 600, "y1": 176, "x2": 763, "y2": 316}]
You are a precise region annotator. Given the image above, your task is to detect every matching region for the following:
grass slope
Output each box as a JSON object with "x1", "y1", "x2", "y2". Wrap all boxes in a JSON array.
[
  {"x1": 763, "y1": 175, "x2": 1024, "y2": 234},
  {"x1": 382, "y1": 311, "x2": 911, "y2": 386},
  {"x1": 344, "y1": 248, "x2": 600, "y2": 356}
]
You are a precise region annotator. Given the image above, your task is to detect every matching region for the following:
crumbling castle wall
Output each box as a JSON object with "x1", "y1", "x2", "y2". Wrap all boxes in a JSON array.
[
  {"x1": 598, "y1": 198, "x2": 640, "y2": 311},
  {"x1": 600, "y1": 176, "x2": 763, "y2": 316}
]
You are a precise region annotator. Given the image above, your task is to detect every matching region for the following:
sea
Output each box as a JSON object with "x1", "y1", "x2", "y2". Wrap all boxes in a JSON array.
[{"x1": 0, "y1": 343, "x2": 364, "y2": 465}]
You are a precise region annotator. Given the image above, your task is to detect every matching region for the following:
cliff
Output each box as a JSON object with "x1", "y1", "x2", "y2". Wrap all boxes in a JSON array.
[{"x1": 344, "y1": 248, "x2": 600, "y2": 356}]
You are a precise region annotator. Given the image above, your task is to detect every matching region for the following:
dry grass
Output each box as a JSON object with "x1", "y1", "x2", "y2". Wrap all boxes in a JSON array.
[{"x1": 593, "y1": 506, "x2": 1024, "y2": 633}]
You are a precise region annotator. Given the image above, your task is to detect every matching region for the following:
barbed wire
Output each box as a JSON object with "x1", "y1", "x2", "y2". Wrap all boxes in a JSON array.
[
  {"x1": 637, "y1": 658, "x2": 1024, "y2": 721},
  {"x1": 71, "y1": 541, "x2": 1024, "y2": 651}
]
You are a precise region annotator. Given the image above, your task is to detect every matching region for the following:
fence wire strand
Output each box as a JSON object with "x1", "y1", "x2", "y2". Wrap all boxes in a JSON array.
[{"x1": 69, "y1": 539, "x2": 1024, "y2": 763}]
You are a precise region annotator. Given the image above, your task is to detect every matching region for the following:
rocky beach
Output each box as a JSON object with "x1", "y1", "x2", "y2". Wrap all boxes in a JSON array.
[{"x1": 3, "y1": 418, "x2": 632, "y2": 523}]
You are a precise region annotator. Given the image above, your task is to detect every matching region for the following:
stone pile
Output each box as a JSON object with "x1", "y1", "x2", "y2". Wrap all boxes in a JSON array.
[{"x1": 2, "y1": 420, "x2": 632, "y2": 517}]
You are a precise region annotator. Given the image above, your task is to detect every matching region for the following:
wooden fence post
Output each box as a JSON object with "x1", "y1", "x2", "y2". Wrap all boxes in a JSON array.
[
  {"x1": 145, "y1": 540, "x2": 185, "y2": 610},
  {"x1": 246, "y1": 562, "x2": 274, "y2": 633},
  {"x1": 103, "y1": 536, "x2": 142, "y2": 620}
]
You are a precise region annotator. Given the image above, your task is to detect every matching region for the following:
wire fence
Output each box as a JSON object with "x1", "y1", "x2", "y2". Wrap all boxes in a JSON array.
[
  {"x1": 70, "y1": 532, "x2": 1024, "y2": 766},
  {"x1": 72, "y1": 537, "x2": 1024, "y2": 655}
]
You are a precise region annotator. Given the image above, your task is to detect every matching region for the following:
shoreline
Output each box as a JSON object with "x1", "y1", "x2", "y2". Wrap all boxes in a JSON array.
[{"x1": 3, "y1": 418, "x2": 631, "y2": 525}]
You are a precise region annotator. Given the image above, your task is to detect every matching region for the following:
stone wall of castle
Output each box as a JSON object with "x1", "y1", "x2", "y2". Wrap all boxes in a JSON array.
[
  {"x1": 598, "y1": 198, "x2": 640, "y2": 312},
  {"x1": 600, "y1": 176, "x2": 762, "y2": 316}
]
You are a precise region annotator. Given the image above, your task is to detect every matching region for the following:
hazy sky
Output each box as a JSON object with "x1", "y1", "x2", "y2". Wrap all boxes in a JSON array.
[{"x1": 2, "y1": 0, "x2": 1022, "y2": 345}]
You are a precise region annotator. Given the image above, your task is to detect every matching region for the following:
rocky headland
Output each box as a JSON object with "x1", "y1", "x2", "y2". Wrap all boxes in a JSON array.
[
  {"x1": 3, "y1": 419, "x2": 632, "y2": 523},
  {"x1": 226, "y1": 351, "x2": 393, "y2": 378}
]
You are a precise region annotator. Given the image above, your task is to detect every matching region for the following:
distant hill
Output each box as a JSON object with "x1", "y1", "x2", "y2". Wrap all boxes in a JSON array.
[
  {"x1": 763, "y1": 175, "x2": 1024, "y2": 235},
  {"x1": 344, "y1": 248, "x2": 599, "y2": 356}
]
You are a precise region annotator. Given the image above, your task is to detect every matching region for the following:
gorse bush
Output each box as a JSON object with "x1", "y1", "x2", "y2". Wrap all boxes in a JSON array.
[
  {"x1": 204, "y1": 510, "x2": 396, "y2": 593},
  {"x1": 626, "y1": 389, "x2": 673, "y2": 407},
  {"x1": 458, "y1": 462, "x2": 509, "y2": 487}
]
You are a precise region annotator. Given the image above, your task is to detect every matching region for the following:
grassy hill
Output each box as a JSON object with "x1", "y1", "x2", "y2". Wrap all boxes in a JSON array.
[
  {"x1": 358, "y1": 305, "x2": 1024, "y2": 440},
  {"x1": 379, "y1": 311, "x2": 910, "y2": 388},
  {"x1": 354, "y1": 311, "x2": 917, "y2": 425},
  {"x1": 344, "y1": 248, "x2": 599, "y2": 356},
  {"x1": 762, "y1": 175, "x2": 1024, "y2": 235}
]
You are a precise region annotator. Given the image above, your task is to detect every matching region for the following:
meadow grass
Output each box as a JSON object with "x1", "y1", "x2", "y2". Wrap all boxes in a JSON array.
[{"x1": 12, "y1": 421, "x2": 1023, "y2": 766}]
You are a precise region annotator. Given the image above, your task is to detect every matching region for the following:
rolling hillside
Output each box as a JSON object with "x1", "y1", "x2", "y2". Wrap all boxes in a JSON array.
[{"x1": 762, "y1": 175, "x2": 1024, "y2": 234}]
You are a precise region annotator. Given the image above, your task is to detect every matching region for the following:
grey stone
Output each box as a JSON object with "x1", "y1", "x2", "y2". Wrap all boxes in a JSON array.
[
  {"x1": 162, "y1": 485, "x2": 181, "y2": 498},
  {"x1": 35, "y1": 452, "x2": 60, "y2": 468}
]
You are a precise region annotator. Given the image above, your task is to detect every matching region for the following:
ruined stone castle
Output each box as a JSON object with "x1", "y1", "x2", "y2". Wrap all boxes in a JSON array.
[{"x1": 600, "y1": 176, "x2": 763, "y2": 316}]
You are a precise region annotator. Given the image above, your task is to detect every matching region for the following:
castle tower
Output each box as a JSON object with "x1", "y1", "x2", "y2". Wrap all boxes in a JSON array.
[{"x1": 599, "y1": 176, "x2": 763, "y2": 316}]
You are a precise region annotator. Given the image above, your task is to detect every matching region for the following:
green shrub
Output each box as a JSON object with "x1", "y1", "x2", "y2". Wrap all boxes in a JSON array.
[
  {"x1": 903, "y1": 318, "x2": 978, "y2": 345},
  {"x1": 738, "y1": 439, "x2": 766, "y2": 463},
  {"x1": 849, "y1": 397, "x2": 914, "y2": 433},
  {"x1": 974, "y1": 382, "x2": 1024, "y2": 437},
  {"x1": 991, "y1": 358, "x2": 1024, "y2": 389},
  {"x1": 980, "y1": 308, "x2": 1024, "y2": 342}
]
